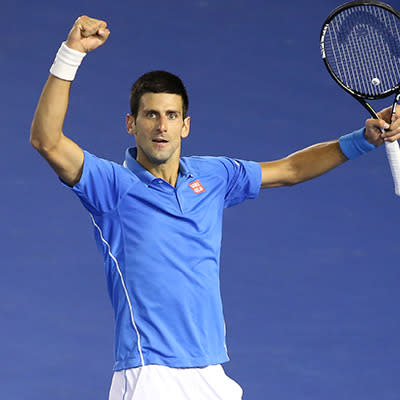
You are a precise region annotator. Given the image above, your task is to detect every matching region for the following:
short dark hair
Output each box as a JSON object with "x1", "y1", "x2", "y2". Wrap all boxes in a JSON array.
[{"x1": 130, "y1": 71, "x2": 189, "y2": 119}]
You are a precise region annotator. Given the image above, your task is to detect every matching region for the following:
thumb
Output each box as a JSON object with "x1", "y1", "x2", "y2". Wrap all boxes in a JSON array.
[
  {"x1": 379, "y1": 119, "x2": 391, "y2": 131},
  {"x1": 368, "y1": 118, "x2": 390, "y2": 131},
  {"x1": 97, "y1": 27, "x2": 111, "y2": 41}
]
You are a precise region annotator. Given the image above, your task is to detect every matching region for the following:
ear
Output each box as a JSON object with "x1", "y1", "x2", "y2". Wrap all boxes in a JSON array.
[
  {"x1": 126, "y1": 114, "x2": 136, "y2": 136},
  {"x1": 181, "y1": 116, "x2": 191, "y2": 139}
]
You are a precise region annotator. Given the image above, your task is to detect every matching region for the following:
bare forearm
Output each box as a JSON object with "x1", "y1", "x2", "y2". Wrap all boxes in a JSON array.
[
  {"x1": 30, "y1": 75, "x2": 71, "y2": 151},
  {"x1": 286, "y1": 140, "x2": 347, "y2": 184},
  {"x1": 29, "y1": 17, "x2": 110, "y2": 187},
  {"x1": 260, "y1": 107, "x2": 400, "y2": 189},
  {"x1": 260, "y1": 140, "x2": 347, "y2": 188}
]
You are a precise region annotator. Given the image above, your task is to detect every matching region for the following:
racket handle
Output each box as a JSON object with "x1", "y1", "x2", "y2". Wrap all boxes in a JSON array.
[{"x1": 384, "y1": 140, "x2": 400, "y2": 196}]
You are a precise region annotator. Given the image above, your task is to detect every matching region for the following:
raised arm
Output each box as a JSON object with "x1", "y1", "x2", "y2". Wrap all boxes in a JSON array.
[
  {"x1": 259, "y1": 107, "x2": 400, "y2": 189},
  {"x1": 30, "y1": 16, "x2": 110, "y2": 187}
]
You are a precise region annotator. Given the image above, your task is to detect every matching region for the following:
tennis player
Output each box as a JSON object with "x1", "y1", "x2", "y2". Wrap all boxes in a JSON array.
[{"x1": 30, "y1": 16, "x2": 400, "y2": 400}]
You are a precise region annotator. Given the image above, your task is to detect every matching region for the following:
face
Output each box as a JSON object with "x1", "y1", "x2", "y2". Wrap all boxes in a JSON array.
[{"x1": 126, "y1": 92, "x2": 190, "y2": 168}]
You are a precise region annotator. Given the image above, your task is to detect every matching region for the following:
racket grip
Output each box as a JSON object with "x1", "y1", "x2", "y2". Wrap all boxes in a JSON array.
[{"x1": 384, "y1": 140, "x2": 400, "y2": 196}]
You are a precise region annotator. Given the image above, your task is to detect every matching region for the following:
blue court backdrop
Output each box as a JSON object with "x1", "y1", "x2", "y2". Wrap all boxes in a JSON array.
[{"x1": 1, "y1": 0, "x2": 400, "y2": 399}]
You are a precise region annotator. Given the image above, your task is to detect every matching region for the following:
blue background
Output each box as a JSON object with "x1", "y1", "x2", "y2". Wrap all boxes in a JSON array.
[{"x1": 1, "y1": 0, "x2": 399, "y2": 399}]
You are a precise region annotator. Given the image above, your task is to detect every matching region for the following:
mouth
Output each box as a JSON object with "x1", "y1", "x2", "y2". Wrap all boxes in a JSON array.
[{"x1": 152, "y1": 138, "x2": 168, "y2": 144}]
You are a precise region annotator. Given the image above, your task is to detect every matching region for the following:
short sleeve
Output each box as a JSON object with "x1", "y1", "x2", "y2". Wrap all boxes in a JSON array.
[
  {"x1": 220, "y1": 157, "x2": 262, "y2": 208},
  {"x1": 64, "y1": 151, "x2": 135, "y2": 215}
]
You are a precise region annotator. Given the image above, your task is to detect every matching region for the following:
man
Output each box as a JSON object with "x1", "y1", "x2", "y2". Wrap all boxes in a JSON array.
[{"x1": 30, "y1": 15, "x2": 400, "y2": 400}]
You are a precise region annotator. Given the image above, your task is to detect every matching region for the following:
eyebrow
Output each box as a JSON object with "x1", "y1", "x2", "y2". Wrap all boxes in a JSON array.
[{"x1": 143, "y1": 108, "x2": 182, "y2": 115}]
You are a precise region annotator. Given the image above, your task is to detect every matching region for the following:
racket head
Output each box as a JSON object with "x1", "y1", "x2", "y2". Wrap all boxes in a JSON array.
[{"x1": 320, "y1": 0, "x2": 400, "y2": 100}]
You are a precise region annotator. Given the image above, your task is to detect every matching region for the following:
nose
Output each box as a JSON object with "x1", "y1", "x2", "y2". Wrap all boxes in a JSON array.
[{"x1": 157, "y1": 115, "x2": 168, "y2": 132}]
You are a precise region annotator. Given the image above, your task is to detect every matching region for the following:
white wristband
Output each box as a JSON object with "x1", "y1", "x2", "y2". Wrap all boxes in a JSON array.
[{"x1": 49, "y1": 42, "x2": 86, "y2": 81}]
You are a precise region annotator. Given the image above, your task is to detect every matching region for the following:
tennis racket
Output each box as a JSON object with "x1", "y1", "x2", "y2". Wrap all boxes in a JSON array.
[{"x1": 320, "y1": 0, "x2": 400, "y2": 195}]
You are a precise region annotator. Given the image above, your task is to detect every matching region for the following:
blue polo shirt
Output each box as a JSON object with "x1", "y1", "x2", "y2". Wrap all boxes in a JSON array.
[{"x1": 69, "y1": 147, "x2": 261, "y2": 371}]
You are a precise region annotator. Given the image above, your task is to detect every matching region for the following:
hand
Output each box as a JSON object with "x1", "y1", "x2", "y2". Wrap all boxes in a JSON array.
[
  {"x1": 364, "y1": 106, "x2": 400, "y2": 146},
  {"x1": 66, "y1": 15, "x2": 110, "y2": 53}
]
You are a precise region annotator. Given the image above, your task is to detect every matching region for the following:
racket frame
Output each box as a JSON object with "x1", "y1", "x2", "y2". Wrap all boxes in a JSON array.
[
  {"x1": 320, "y1": 0, "x2": 400, "y2": 103},
  {"x1": 320, "y1": 0, "x2": 400, "y2": 196}
]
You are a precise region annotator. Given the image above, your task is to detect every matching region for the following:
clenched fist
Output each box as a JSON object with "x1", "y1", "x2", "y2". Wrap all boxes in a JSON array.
[{"x1": 66, "y1": 15, "x2": 110, "y2": 53}]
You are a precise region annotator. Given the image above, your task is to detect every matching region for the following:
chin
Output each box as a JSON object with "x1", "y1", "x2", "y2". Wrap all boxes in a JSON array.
[
  {"x1": 147, "y1": 151, "x2": 173, "y2": 165},
  {"x1": 150, "y1": 147, "x2": 179, "y2": 163},
  {"x1": 138, "y1": 143, "x2": 180, "y2": 166}
]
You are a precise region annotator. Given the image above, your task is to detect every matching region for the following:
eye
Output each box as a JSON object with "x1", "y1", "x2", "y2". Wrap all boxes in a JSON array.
[
  {"x1": 146, "y1": 111, "x2": 157, "y2": 119},
  {"x1": 167, "y1": 112, "x2": 178, "y2": 120}
]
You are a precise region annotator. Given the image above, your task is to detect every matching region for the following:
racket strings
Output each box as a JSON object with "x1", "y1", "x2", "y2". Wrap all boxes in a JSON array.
[{"x1": 323, "y1": 5, "x2": 400, "y2": 97}]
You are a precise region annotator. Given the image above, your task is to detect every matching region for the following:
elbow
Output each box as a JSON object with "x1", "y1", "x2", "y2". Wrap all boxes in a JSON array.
[
  {"x1": 287, "y1": 171, "x2": 304, "y2": 186},
  {"x1": 285, "y1": 180, "x2": 298, "y2": 187},
  {"x1": 30, "y1": 136, "x2": 56, "y2": 155},
  {"x1": 30, "y1": 124, "x2": 60, "y2": 154},
  {"x1": 29, "y1": 131, "x2": 41, "y2": 150},
  {"x1": 30, "y1": 121, "x2": 42, "y2": 150},
  {"x1": 283, "y1": 158, "x2": 303, "y2": 186},
  {"x1": 30, "y1": 134, "x2": 48, "y2": 153},
  {"x1": 284, "y1": 179, "x2": 300, "y2": 187}
]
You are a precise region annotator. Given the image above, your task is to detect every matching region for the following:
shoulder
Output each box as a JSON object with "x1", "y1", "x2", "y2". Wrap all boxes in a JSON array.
[
  {"x1": 181, "y1": 155, "x2": 240, "y2": 177},
  {"x1": 83, "y1": 151, "x2": 133, "y2": 174},
  {"x1": 79, "y1": 150, "x2": 140, "y2": 188}
]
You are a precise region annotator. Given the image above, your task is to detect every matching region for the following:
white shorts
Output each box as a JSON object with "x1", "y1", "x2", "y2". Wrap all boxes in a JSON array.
[{"x1": 108, "y1": 364, "x2": 243, "y2": 400}]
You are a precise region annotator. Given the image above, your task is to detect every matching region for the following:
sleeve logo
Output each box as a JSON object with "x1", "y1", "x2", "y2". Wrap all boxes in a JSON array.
[{"x1": 189, "y1": 179, "x2": 205, "y2": 194}]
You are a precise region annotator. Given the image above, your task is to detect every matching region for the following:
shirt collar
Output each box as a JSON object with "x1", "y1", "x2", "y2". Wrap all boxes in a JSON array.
[{"x1": 124, "y1": 147, "x2": 194, "y2": 185}]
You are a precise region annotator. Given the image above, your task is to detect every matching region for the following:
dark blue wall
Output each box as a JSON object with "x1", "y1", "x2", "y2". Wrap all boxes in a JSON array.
[{"x1": 1, "y1": 1, "x2": 399, "y2": 399}]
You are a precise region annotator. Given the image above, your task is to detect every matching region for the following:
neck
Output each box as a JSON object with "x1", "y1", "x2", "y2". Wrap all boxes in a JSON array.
[{"x1": 136, "y1": 153, "x2": 180, "y2": 187}]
